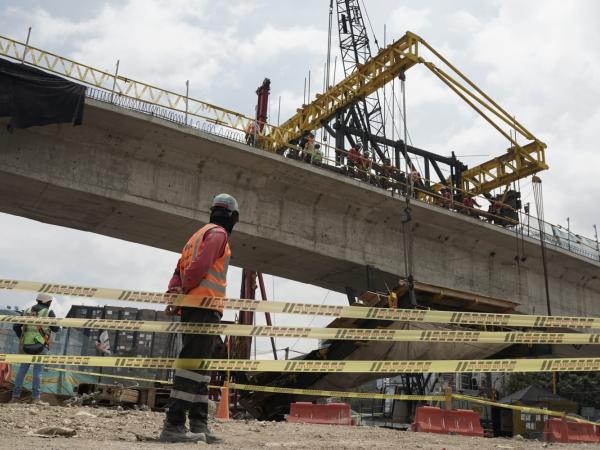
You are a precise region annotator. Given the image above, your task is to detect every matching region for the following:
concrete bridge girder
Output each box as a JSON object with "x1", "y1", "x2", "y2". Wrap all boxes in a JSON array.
[{"x1": 0, "y1": 99, "x2": 598, "y2": 319}]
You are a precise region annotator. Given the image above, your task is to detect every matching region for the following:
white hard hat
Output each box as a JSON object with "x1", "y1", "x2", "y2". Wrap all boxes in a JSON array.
[
  {"x1": 211, "y1": 193, "x2": 239, "y2": 213},
  {"x1": 36, "y1": 293, "x2": 54, "y2": 304}
]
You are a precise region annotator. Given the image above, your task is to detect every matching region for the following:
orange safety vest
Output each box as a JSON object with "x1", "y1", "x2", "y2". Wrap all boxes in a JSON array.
[{"x1": 179, "y1": 224, "x2": 231, "y2": 314}]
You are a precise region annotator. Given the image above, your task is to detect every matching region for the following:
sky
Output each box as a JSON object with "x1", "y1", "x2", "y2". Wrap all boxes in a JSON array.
[{"x1": 0, "y1": 0, "x2": 599, "y2": 357}]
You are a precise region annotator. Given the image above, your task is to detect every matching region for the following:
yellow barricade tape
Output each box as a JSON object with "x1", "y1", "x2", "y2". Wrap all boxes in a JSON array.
[
  {"x1": 22, "y1": 368, "x2": 600, "y2": 423},
  {"x1": 2, "y1": 278, "x2": 600, "y2": 329},
  {"x1": 50, "y1": 367, "x2": 172, "y2": 385},
  {"x1": 48, "y1": 368, "x2": 443, "y2": 401},
  {"x1": 2, "y1": 314, "x2": 600, "y2": 345},
  {"x1": 452, "y1": 393, "x2": 600, "y2": 426},
  {"x1": 227, "y1": 382, "x2": 443, "y2": 401},
  {"x1": 3, "y1": 354, "x2": 600, "y2": 373}
]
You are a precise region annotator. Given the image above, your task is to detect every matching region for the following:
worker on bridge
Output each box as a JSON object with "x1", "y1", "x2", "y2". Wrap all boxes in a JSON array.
[
  {"x1": 244, "y1": 119, "x2": 259, "y2": 146},
  {"x1": 160, "y1": 193, "x2": 239, "y2": 444},
  {"x1": 10, "y1": 293, "x2": 60, "y2": 405},
  {"x1": 462, "y1": 195, "x2": 481, "y2": 216},
  {"x1": 347, "y1": 143, "x2": 362, "y2": 170}
]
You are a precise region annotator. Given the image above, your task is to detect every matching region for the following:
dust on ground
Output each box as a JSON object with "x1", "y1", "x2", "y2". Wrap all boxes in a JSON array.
[{"x1": 0, "y1": 403, "x2": 594, "y2": 449}]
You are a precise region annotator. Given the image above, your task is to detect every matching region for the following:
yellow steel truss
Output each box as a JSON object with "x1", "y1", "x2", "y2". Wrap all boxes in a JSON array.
[
  {"x1": 0, "y1": 34, "x2": 287, "y2": 146},
  {"x1": 269, "y1": 33, "x2": 421, "y2": 149},
  {"x1": 270, "y1": 31, "x2": 548, "y2": 195}
]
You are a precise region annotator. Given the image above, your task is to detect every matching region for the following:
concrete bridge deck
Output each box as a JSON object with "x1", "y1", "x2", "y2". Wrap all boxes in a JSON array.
[{"x1": 0, "y1": 98, "x2": 598, "y2": 318}]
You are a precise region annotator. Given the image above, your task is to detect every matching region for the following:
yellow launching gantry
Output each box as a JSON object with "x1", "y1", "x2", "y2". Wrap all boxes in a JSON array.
[
  {"x1": 267, "y1": 31, "x2": 548, "y2": 197},
  {"x1": 0, "y1": 30, "x2": 546, "y2": 197}
]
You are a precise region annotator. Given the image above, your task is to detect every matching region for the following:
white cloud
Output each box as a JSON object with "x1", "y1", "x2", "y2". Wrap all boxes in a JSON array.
[
  {"x1": 238, "y1": 25, "x2": 327, "y2": 64},
  {"x1": 387, "y1": 5, "x2": 431, "y2": 35},
  {"x1": 448, "y1": 10, "x2": 482, "y2": 33}
]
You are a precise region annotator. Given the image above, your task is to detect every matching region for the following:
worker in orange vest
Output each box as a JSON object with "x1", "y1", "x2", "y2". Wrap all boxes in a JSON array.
[{"x1": 160, "y1": 193, "x2": 238, "y2": 444}]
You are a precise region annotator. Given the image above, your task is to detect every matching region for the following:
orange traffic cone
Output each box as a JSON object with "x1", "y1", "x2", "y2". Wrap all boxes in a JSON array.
[{"x1": 215, "y1": 381, "x2": 230, "y2": 421}]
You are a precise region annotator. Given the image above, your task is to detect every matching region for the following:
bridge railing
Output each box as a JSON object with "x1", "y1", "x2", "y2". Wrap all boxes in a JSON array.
[{"x1": 517, "y1": 213, "x2": 600, "y2": 262}]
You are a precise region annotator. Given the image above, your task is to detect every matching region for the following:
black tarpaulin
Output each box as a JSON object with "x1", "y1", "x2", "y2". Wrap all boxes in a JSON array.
[{"x1": 0, "y1": 57, "x2": 85, "y2": 129}]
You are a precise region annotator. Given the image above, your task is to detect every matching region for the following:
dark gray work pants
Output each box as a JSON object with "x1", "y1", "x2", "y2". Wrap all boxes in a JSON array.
[{"x1": 166, "y1": 307, "x2": 220, "y2": 426}]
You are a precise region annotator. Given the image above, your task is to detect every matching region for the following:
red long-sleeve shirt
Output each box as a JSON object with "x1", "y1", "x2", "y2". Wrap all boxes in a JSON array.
[{"x1": 168, "y1": 227, "x2": 228, "y2": 293}]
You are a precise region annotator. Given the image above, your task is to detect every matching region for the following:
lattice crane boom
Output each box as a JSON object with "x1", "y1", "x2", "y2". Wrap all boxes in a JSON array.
[{"x1": 336, "y1": 0, "x2": 388, "y2": 163}]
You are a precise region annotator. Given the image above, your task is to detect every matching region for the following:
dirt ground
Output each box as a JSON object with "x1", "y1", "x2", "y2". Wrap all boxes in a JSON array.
[{"x1": 0, "y1": 403, "x2": 596, "y2": 449}]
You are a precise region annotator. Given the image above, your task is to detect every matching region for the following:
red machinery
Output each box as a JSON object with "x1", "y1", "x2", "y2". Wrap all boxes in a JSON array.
[{"x1": 233, "y1": 78, "x2": 277, "y2": 361}]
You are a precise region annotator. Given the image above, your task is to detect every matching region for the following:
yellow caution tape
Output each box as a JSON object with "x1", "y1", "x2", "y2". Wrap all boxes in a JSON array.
[
  {"x1": 50, "y1": 367, "x2": 172, "y2": 385},
  {"x1": 2, "y1": 278, "x2": 600, "y2": 329},
  {"x1": 24, "y1": 368, "x2": 600, "y2": 423},
  {"x1": 227, "y1": 382, "x2": 444, "y2": 401},
  {"x1": 452, "y1": 393, "x2": 600, "y2": 426},
  {"x1": 2, "y1": 314, "x2": 600, "y2": 345},
  {"x1": 47, "y1": 368, "x2": 443, "y2": 401},
  {"x1": 3, "y1": 354, "x2": 600, "y2": 373}
]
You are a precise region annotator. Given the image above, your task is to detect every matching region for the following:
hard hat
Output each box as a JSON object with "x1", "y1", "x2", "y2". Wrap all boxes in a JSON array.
[
  {"x1": 211, "y1": 193, "x2": 239, "y2": 213},
  {"x1": 36, "y1": 293, "x2": 54, "y2": 304}
]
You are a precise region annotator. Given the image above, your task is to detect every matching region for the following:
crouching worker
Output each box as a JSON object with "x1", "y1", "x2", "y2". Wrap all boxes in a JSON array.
[
  {"x1": 160, "y1": 193, "x2": 239, "y2": 444},
  {"x1": 10, "y1": 293, "x2": 60, "y2": 405}
]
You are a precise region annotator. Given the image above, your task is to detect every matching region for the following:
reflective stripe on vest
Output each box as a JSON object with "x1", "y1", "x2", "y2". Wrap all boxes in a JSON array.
[
  {"x1": 179, "y1": 224, "x2": 231, "y2": 314},
  {"x1": 22, "y1": 306, "x2": 50, "y2": 346}
]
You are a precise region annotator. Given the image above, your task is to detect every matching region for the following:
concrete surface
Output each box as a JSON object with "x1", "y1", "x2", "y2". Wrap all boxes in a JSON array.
[{"x1": 0, "y1": 98, "x2": 598, "y2": 320}]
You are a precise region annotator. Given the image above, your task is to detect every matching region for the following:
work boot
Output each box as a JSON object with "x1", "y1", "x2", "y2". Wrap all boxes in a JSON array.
[
  {"x1": 190, "y1": 420, "x2": 223, "y2": 444},
  {"x1": 29, "y1": 398, "x2": 49, "y2": 406},
  {"x1": 8, "y1": 397, "x2": 21, "y2": 404},
  {"x1": 159, "y1": 421, "x2": 206, "y2": 443}
]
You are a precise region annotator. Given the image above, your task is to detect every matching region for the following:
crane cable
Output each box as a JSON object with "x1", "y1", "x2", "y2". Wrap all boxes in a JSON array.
[
  {"x1": 354, "y1": 0, "x2": 424, "y2": 176},
  {"x1": 399, "y1": 72, "x2": 416, "y2": 306},
  {"x1": 323, "y1": 0, "x2": 334, "y2": 146},
  {"x1": 532, "y1": 176, "x2": 551, "y2": 316}
]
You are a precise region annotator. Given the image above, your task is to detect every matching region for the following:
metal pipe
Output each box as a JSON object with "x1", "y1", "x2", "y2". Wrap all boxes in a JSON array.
[
  {"x1": 184, "y1": 80, "x2": 190, "y2": 125},
  {"x1": 332, "y1": 55, "x2": 338, "y2": 86},
  {"x1": 257, "y1": 273, "x2": 278, "y2": 360},
  {"x1": 303, "y1": 77, "x2": 306, "y2": 105},
  {"x1": 277, "y1": 95, "x2": 281, "y2": 126},
  {"x1": 594, "y1": 224, "x2": 599, "y2": 261},
  {"x1": 325, "y1": 0, "x2": 333, "y2": 90},
  {"x1": 21, "y1": 27, "x2": 32, "y2": 64},
  {"x1": 566, "y1": 217, "x2": 571, "y2": 251},
  {"x1": 110, "y1": 60, "x2": 120, "y2": 104}
]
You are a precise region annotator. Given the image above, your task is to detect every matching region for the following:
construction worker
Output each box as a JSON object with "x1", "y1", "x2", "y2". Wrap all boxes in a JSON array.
[
  {"x1": 410, "y1": 170, "x2": 424, "y2": 197},
  {"x1": 244, "y1": 119, "x2": 258, "y2": 146},
  {"x1": 160, "y1": 193, "x2": 239, "y2": 444},
  {"x1": 378, "y1": 157, "x2": 394, "y2": 188},
  {"x1": 10, "y1": 293, "x2": 60, "y2": 405},
  {"x1": 347, "y1": 143, "x2": 362, "y2": 169},
  {"x1": 358, "y1": 150, "x2": 371, "y2": 181},
  {"x1": 441, "y1": 187, "x2": 453, "y2": 209},
  {"x1": 310, "y1": 143, "x2": 324, "y2": 166},
  {"x1": 462, "y1": 195, "x2": 481, "y2": 216},
  {"x1": 301, "y1": 132, "x2": 316, "y2": 162}
]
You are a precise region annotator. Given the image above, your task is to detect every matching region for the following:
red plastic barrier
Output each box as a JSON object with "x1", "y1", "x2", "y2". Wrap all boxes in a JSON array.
[
  {"x1": 445, "y1": 409, "x2": 484, "y2": 437},
  {"x1": 544, "y1": 418, "x2": 600, "y2": 443},
  {"x1": 287, "y1": 402, "x2": 353, "y2": 426},
  {"x1": 411, "y1": 406, "x2": 483, "y2": 437},
  {"x1": 410, "y1": 406, "x2": 446, "y2": 434},
  {"x1": 0, "y1": 363, "x2": 10, "y2": 386}
]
